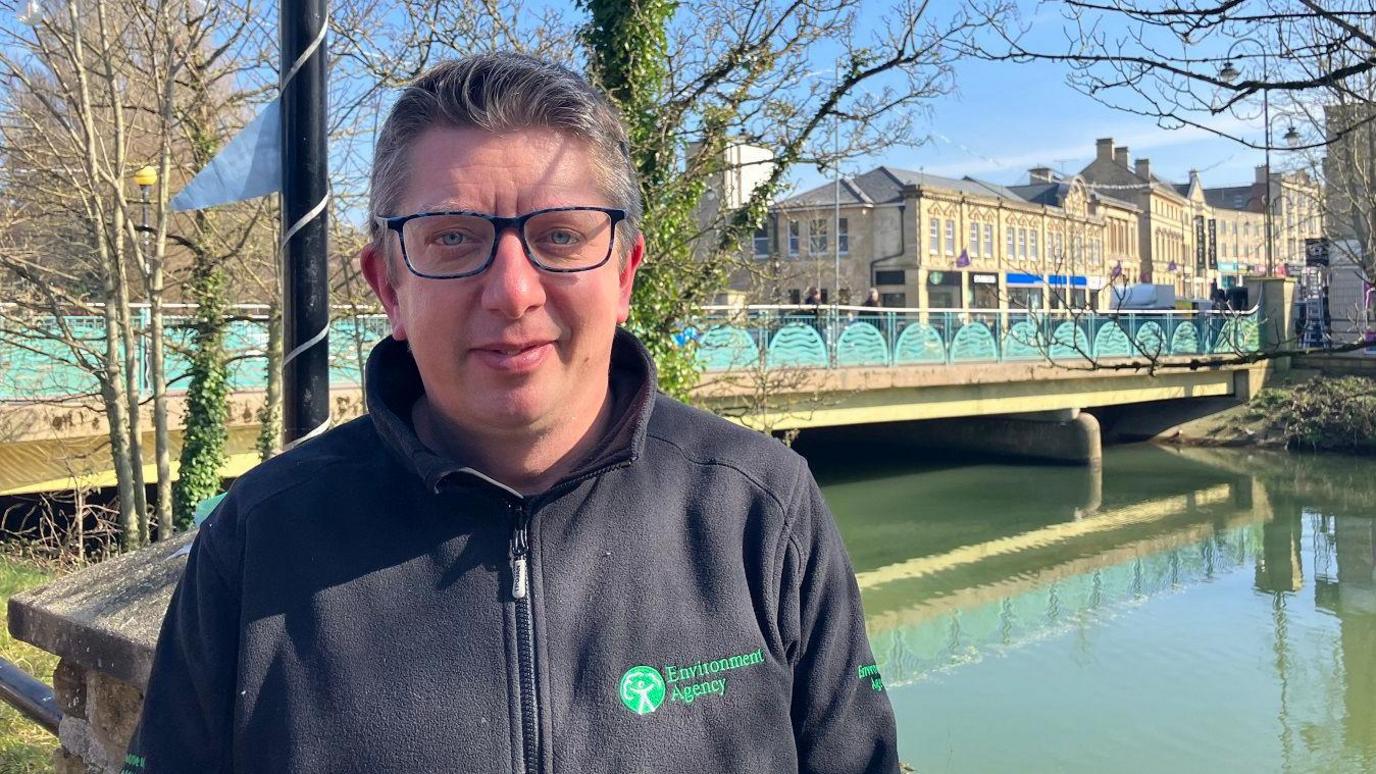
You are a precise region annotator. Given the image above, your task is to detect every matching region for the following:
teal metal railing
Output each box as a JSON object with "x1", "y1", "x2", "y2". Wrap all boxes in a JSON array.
[
  {"x1": 0, "y1": 305, "x2": 390, "y2": 402},
  {"x1": 1, "y1": 303, "x2": 1263, "y2": 401},
  {"x1": 688, "y1": 305, "x2": 1262, "y2": 372}
]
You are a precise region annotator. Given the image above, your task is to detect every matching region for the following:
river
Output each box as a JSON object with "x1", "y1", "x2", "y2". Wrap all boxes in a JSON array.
[{"x1": 797, "y1": 437, "x2": 1376, "y2": 774}]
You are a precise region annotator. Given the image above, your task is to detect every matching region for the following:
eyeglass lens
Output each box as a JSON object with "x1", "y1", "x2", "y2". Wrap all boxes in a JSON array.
[{"x1": 402, "y1": 210, "x2": 614, "y2": 275}]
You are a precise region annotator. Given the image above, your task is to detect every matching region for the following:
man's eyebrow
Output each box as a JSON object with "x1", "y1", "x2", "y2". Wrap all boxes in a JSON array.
[{"x1": 409, "y1": 199, "x2": 482, "y2": 213}]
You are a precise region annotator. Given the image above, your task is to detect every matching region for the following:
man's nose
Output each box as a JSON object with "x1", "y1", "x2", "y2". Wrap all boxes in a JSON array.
[{"x1": 480, "y1": 228, "x2": 546, "y2": 319}]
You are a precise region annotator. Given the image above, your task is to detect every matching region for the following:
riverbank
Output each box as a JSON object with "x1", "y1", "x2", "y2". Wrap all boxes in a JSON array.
[
  {"x1": 0, "y1": 555, "x2": 58, "y2": 772},
  {"x1": 1167, "y1": 373, "x2": 1376, "y2": 454}
]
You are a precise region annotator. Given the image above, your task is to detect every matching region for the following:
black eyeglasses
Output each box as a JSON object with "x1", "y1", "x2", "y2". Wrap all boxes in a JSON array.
[{"x1": 374, "y1": 206, "x2": 627, "y2": 279}]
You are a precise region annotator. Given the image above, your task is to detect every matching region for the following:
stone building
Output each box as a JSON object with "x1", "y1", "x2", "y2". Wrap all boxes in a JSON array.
[
  {"x1": 748, "y1": 165, "x2": 1143, "y2": 312},
  {"x1": 1202, "y1": 167, "x2": 1323, "y2": 276},
  {"x1": 1324, "y1": 102, "x2": 1376, "y2": 251},
  {"x1": 743, "y1": 136, "x2": 1324, "y2": 309},
  {"x1": 1078, "y1": 138, "x2": 1202, "y2": 297}
]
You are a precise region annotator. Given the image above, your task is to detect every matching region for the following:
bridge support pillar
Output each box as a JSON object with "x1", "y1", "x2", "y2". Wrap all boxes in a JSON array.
[{"x1": 933, "y1": 409, "x2": 1102, "y2": 468}]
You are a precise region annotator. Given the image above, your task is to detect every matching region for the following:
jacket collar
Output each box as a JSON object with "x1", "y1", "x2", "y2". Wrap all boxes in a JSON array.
[{"x1": 366, "y1": 327, "x2": 658, "y2": 495}]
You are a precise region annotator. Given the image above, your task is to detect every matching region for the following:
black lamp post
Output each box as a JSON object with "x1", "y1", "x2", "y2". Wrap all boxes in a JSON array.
[
  {"x1": 1219, "y1": 46, "x2": 1284, "y2": 276},
  {"x1": 280, "y1": 0, "x2": 330, "y2": 446}
]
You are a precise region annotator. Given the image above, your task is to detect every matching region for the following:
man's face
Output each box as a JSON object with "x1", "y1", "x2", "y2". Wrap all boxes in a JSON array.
[{"x1": 362, "y1": 126, "x2": 643, "y2": 438}]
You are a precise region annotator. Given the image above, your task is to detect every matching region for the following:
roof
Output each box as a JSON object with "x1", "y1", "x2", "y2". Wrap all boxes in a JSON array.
[
  {"x1": 1203, "y1": 185, "x2": 1257, "y2": 211},
  {"x1": 779, "y1": 166, "x2": 1032, "y2": 208},
  {"x1": 776, "y1": 176, "x2": 874, "y2": 207},
  {"x1": 1007, "y1": 182, "x2": 1063, "y2": 206}
]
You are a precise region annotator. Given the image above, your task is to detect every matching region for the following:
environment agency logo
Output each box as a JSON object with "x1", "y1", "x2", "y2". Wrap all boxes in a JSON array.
[{"x1": 618, "y1": 665, "x2": 666, "y2": 715}]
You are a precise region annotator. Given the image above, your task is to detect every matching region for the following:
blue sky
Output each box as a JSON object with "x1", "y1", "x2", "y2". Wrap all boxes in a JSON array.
[{"x1": 789, "y1": 0, "x2": 1288, "y2": 195}]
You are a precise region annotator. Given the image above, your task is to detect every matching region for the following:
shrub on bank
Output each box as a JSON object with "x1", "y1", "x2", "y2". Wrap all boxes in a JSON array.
[{"x1": 1254, "y1": 377, "x2": 1376, "y2": 453}]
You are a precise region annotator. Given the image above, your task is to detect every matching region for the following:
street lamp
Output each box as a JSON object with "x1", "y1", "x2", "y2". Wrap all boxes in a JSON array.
[
  {"x1": 1219, "y1": 43, "x2": 1280, "y2": 276},
  {"x1": 133, "y1": 165, "x2": 158, "y2": 268}
]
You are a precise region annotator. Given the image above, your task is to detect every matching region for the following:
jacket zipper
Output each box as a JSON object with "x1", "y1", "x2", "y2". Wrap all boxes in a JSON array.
[{"x1": 509, "y1": 501, "x2": 539, "y2": 774}]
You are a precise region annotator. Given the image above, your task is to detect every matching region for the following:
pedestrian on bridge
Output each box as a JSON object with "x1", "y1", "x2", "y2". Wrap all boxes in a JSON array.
[{"x1": 127, "y1": 52, "x2": 898, "y2": 774}]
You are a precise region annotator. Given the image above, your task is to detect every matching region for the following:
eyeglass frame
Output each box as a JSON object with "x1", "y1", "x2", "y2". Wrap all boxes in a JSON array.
[{"x1": 373, "y1": 205, "x2": 628, "y2": 280}]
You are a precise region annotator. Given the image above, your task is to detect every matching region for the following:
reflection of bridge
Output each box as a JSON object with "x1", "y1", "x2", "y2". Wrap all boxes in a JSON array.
[
  {"x1": 1, "y1": 305, "x2": 1271, "y2": 494},
  {"x1": 858, "y1": 446, "x2": 1265, "y2": 685},
  {"x1": 861, "y1": 448, "x2": 1271, "y2": 689}
]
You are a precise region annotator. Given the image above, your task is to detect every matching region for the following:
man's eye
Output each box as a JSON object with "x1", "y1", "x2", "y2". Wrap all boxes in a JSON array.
[
  {"x1": 436, "y1": 231, "x2": 471, "y2": 246},
  {"x1": 544, "y1": 229, "x2": 581, "y2": 246}
]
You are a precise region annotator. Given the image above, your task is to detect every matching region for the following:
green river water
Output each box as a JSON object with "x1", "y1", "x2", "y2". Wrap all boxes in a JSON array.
[{"x1": 801, "y1": 439, "x2": 1376, "y2": 774}]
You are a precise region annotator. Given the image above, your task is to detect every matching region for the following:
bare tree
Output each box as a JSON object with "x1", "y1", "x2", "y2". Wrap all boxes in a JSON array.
[
  {"x1": 972, "y1": 1, "x2": 1376, "y2": 278},
  {"x1": 0, "y1": 0, "x2": 272, "y2": 547}
]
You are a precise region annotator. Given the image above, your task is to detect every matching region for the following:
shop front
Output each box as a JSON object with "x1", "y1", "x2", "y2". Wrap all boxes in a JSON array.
[
  {"x1": 927, "y1": 270, "x2": 961, "y2": 309},
  {"x1": 970, "y1": 272, "x2": 1000, "y2": 310},
  {"x1": 1005, "y1": 272, "x2": 1045, "y2": 312}
]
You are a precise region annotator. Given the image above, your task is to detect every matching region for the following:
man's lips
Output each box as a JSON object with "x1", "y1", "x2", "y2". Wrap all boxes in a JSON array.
[{"x1": 470, "y1": 340, "x2": 554, "y2": 373}]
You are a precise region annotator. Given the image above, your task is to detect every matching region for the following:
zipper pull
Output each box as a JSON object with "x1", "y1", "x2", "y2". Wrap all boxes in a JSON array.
[
  {"x1": 512, "y1": 554, "x2": 528, "y2": 600},
  {"x1": 509, "y1": 501, "x2": 530, "y2": 600}
]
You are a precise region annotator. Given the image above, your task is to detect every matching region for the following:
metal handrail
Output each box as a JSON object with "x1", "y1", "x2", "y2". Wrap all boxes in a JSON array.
[{"x1": 0, "y1": 657, "x2": 60, "y2": 736}]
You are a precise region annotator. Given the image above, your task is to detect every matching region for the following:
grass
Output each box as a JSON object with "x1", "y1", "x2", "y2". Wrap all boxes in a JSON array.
[{"x1": 0, "y1": 555, "x2": 59, "y2": 773}]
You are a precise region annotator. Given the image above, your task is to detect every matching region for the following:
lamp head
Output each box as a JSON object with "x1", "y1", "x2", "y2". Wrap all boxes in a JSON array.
[
  {"x1": 1219, "y1": 61, "x2": 1240, "y2": 83},
  {"x1": 1283, "y1": 125, "x2": 1300, "y2": 147},
  {"x1": 133, "y1": 166, "x2": 158, "y2": 188}
]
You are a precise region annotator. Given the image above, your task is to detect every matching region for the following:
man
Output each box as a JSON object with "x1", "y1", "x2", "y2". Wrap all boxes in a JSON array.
[{"x1": 127, "y1": 53, "x2": 898, "y2": 773}]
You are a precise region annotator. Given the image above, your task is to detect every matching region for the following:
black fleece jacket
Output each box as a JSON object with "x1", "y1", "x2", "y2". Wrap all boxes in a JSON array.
[{"x1": 125, "y1": 329, "x2": 899, "y2": 773}]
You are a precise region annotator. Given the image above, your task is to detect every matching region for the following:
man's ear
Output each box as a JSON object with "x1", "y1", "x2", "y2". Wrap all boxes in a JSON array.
[
  {"x1": 360, "y1": 241, "x2": 408, "y2": 341},
  {"x1": 615, "y1": 233, "x2": 645, "y2": 325}
]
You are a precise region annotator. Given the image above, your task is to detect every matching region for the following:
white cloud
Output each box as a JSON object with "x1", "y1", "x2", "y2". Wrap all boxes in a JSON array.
[{"x1": 920, "y1": 115, "x2": 1260, "y2": 180}]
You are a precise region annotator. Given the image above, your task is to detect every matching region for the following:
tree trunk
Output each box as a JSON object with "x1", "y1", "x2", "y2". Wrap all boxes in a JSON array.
[
  {"x1": 150, "y1": 283, "x2": 171, "y2": 540},
  {"x1": 117, "y1": 295, "x2": 149, "y2": 545},
  {"x1": 100, "y1": 301, "x2": 138, "y2": 551},
  {"x1": 258, "y1": 299, "x2": 284, "y2": 460}
]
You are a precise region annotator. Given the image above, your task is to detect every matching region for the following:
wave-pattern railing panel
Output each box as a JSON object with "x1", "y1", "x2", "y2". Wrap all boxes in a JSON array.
[
  {"x1": 1, "y1": 304, "x2": 1263, "y2": 400},
  {"x1": 688, "y1": 305, "x2": 1262, "y2": 375}
]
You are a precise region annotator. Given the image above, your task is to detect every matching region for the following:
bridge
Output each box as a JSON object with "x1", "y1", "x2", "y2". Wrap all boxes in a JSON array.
[{"x1": 1, "y1": 303, "x2": 1273, "y2": 495}]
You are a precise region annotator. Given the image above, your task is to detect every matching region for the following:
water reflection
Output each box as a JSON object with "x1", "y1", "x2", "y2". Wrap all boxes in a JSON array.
[{"x1": 802, "y1": 439, "x2": 1376, "y2": 773}]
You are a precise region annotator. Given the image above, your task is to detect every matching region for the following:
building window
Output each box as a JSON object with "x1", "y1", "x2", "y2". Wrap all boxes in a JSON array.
[
  {"x1": 969, "y1": 223, "x2": 981, "y2": 256},
  {"x1": 880, "y1": 292, "x2": 907, "y2": 307},
  {"x1": 788, "y1": 288, "x2": 801, "y2": 304},
  {"x1": 810, "y1": 218, "x2": 828, "y2": 253},
  {"x1": 929, "y1": 218, "x2": 939, "y2": 254},
  {"x1": 1018, "y1": 228, "x2": 1027, "y2": 260},
  {"x1": 1030, "y1": 231, "x2": 1039, "y2": 260},
  {"x1": 788, "y1": 220, "x2": 799, "y2": 256},
  {"x1": 875, "y1": 269, "x2": 906, "y2": 285},
  {"x1": 983, "y1": 223, "x2": 993, "y2": 257},
  {"x1": 753, "y1": 225, "x2": 770, "y2": 257},
  {"x1": 838, "y1": 218, "x2": 849, "y2": 255},
  {"x1": 1006, "y1": 226, "x2": 1016, "y2": 258},
  {"x1": 944, "y1": 219, "x2": 956, "y2": 254}
]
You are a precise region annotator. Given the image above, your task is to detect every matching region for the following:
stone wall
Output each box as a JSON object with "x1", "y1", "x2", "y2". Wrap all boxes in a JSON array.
[
  {"x1": 51, "y1": 660, "x2": 145, "y2": 774},
  {"x1": 8, "y1": 532, "x2": 193, "y2": 773}
]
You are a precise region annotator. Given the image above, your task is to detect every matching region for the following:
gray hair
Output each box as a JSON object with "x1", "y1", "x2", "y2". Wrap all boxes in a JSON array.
[{"x1": 369, "y1": 53, "x2": 642, "y2": 273}]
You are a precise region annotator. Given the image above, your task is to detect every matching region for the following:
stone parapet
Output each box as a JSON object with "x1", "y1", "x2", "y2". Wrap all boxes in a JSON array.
[{"x1": 9, "y1": 532, "x2": 193, "y2": 773}]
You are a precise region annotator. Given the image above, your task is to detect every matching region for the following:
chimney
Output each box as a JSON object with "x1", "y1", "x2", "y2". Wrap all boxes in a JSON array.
[
  {"x1": 1135, "y1": 158, "x2": 1151, "y2": 180},
  {"x1": 1255, "y1": 165, "x2": 1270, "y2": 185},
  {"x1": 1095, "y1": 138, "x2": 1114, "y2": 162},
  {"x1": 1028, "y1": 167, "x2": 1055, "y2": 183},
  {"x1": 1114, "y1": 146, "x2": 1129, "y2": 167}
]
